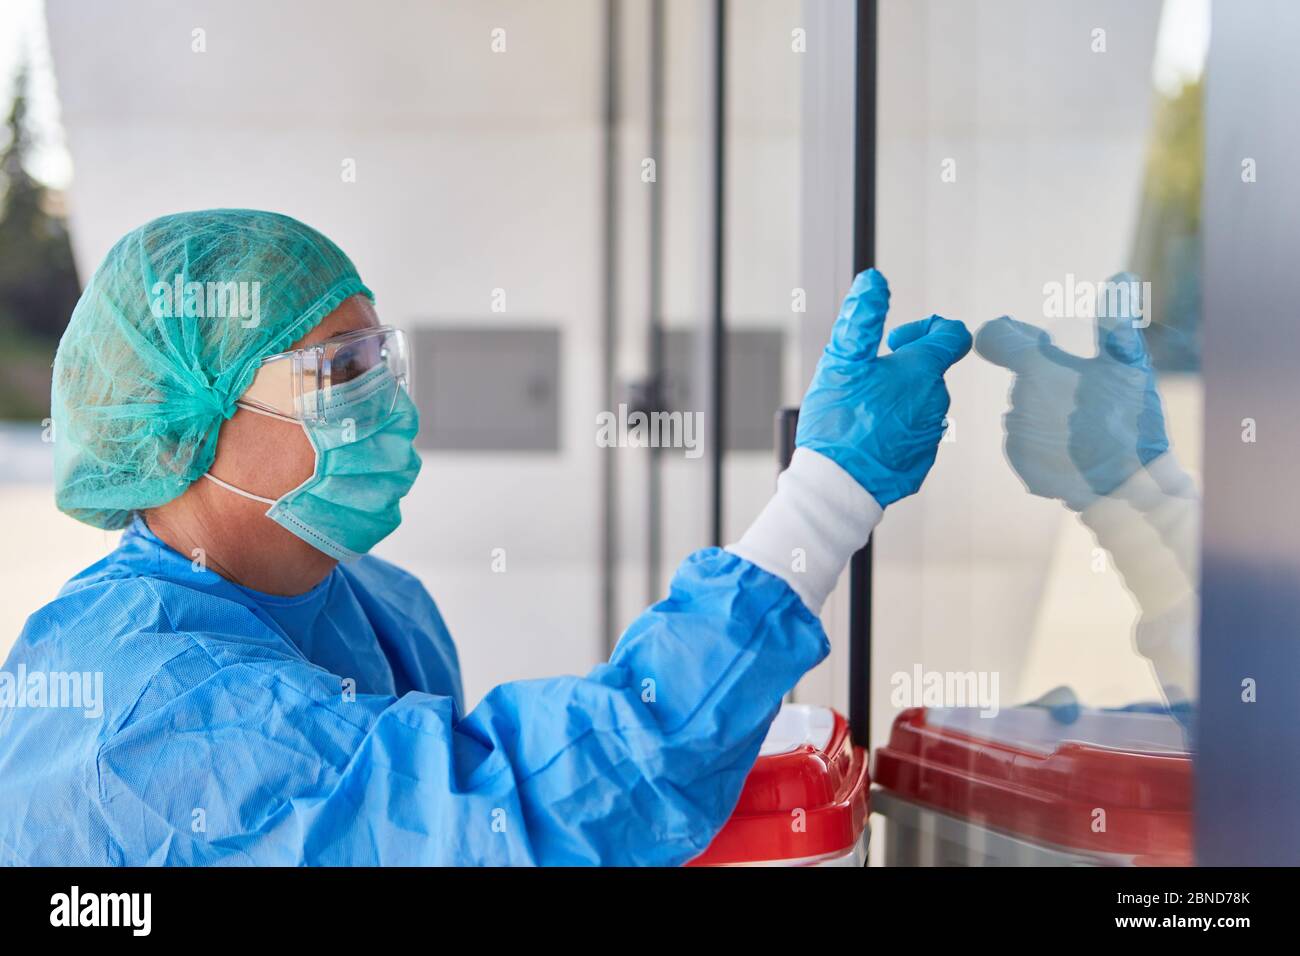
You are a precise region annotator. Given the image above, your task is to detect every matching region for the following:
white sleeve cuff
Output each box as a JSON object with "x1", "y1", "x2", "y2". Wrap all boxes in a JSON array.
[
  {"x1": 1113, "y1": 451, "x2": 1200, "y2": 513},
  {"x1": 726, "y1": 448, "x2": 883, "y2": 614},
  {"x1": 1134, "y1": 597, "x2": 1199, "y2": 707},
  {"x1": 1079, "y1": 452, "x2": 1200, "y2": 614}
]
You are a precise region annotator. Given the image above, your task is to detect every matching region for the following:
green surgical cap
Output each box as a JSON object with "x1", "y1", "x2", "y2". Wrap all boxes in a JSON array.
[{"x1": 52, "y1": 208, "x2": 372, "y2": 529}]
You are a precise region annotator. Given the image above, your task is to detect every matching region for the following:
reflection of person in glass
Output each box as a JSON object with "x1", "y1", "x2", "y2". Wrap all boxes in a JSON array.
[{"x1": 976, "y1": 273, "x2": 1199, "y2": 724}]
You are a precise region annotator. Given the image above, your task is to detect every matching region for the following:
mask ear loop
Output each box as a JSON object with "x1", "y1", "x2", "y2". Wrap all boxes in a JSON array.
[
  {"x1": 202, "y1": 402, "x2": 308, "y2": 505},
  {"x1": 202, "y1": 472, "x2": 276, "y2": 506},
  {"x1": 236, "y1": 401, "x2": 302, "y2": 425}
]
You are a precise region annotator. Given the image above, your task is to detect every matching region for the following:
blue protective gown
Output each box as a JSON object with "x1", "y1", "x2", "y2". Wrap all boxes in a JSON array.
[{"x1": 0, "y1": 517, "x2": 826, "y2": 865}]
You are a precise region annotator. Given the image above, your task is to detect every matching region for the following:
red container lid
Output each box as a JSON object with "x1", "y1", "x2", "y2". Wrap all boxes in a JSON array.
[
  {"x1": 689, "y1": 704, "x2": 870, "y2": 865},
  {"x1": 873, "y1": 707, "x2": 1192, "y2": 865}
]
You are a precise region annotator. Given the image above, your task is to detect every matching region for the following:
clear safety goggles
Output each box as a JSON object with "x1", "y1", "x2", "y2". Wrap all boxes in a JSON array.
[{"x1": 239, "y1": 326, "x2": 410, "y2": 426}]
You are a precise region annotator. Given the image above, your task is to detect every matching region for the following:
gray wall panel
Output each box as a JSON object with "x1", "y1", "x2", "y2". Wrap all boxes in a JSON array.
[{"x1": 1198, "y1": 0, "x2": 1300, "y2": 865}]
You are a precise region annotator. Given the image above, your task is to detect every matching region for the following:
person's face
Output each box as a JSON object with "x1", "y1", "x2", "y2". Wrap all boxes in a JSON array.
[{"x1": 204, "y1": 294, "x2": 381, "y2": 532}]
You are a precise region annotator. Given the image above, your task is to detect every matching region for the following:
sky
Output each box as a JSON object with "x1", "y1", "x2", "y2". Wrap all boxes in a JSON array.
[
  {"x1": 1153, "y1": 0, "x2": 1212, "y2": 95},
  {"x1": 0, "y1": 0, "x2": 73, "y2": 189}
]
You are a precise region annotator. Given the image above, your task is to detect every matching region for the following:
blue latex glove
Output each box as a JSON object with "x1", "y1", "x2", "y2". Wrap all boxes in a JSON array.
[
  {"x1": 796, "y1": 269, "x2": 972, "y2": 506},
  {"x1": 975, "y1": 272, "x2": 1169, "y2": 511}
]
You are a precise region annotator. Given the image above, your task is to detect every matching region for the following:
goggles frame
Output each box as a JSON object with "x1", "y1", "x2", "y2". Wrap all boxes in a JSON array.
[{"x1": 240, "y1": 325, "x2": 410, "y2": 424}]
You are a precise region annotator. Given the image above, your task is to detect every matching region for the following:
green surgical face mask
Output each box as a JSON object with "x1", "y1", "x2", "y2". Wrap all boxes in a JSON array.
[{"x1": 205, "y1": 365, "x2": 422, "y2": 560}]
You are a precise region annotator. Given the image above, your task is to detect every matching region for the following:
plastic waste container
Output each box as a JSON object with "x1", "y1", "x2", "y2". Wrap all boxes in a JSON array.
[
  {"x1": 872, "y1": 705, "x2": 1192, "y2": 866},
  {"x1": 689, "y1": 703, "x2": 870, "y2": 866}
]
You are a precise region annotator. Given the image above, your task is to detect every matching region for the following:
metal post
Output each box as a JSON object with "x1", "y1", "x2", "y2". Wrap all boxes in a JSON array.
[{"x1": 847, "y1": 0, "x2": 877, "y2": 750}]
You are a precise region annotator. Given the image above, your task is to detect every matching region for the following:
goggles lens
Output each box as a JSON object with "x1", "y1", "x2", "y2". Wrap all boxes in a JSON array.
[{"x1": 240, "y1": 326, "x2": 410, "y2": 425}]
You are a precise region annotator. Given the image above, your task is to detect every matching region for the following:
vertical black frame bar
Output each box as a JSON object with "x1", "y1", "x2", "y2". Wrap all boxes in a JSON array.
[
  {"x1": 709, "y1": 0, "x2": 727, "y2": 547},
  {"x1": 848, "y1": 0, "x2": 877, "y2": 749},
  {"x1": 600, "y1": 0, "x2": 620, "y2": 654},
  {"x1": 645, "y1": 0, "x2": 666, "y2": 602}
]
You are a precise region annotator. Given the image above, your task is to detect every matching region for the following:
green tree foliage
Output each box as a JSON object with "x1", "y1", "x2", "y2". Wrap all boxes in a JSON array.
[
  {"x1": 0, "y1": 65, "x2": 80, "y2": 420},
  {"x1": 1131, "y1": 78, "x2": 1203, "y2": 373}
]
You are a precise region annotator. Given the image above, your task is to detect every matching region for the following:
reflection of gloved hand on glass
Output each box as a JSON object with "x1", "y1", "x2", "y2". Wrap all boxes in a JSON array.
[
  {"x1": 976, "y1": 273, "x2": 1199, "y2": 719},
  {"x1": 1026, "y1": 684, "x2": 1196, "y2": 742},
  {"x1": 975, "y1": 272, "x2": 1170, "y2": 511}
]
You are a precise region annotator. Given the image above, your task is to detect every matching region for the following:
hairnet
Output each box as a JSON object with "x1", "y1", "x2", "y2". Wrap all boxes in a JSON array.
[{"x1": 52, "y1": 208, "x2": 372, "y2": 529}]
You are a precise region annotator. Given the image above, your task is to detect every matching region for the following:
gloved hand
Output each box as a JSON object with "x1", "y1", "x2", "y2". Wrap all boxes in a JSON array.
[
  {"x1": 975, "y1": 272, "x2": 1170, "y2": 511},
  {"x1": 795, "y1": 269, "x2": 972, "y2": 506}
]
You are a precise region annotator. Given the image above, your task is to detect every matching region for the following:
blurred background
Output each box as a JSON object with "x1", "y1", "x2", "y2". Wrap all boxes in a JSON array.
[{"x1": 0, "y1": 0, "x2": 1238, "y2": 860}]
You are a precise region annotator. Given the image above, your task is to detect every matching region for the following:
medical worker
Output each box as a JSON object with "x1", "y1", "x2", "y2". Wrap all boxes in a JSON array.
[{"x1": 0, "y1": 209, "x2": 970, "y2": 865}]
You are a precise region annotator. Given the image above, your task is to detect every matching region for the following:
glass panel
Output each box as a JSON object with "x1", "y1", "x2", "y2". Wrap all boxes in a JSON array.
[
  {"x1": 872, "y1": 0, "x2": 1206, "y2": 864},
  {"x1": 721, "y1": 0, "x2": 807, "y2": 544},
  {"x1": 616, "y1": 0, "x2": 806, "y2": 625}
]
